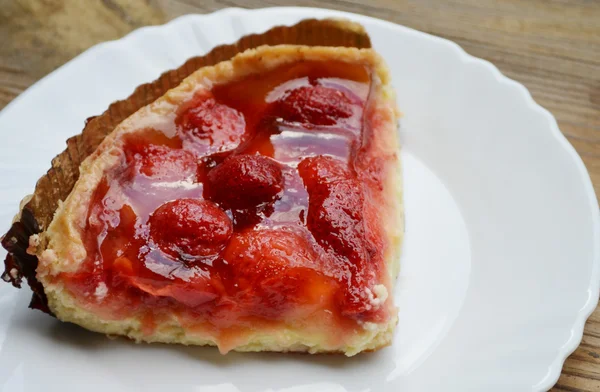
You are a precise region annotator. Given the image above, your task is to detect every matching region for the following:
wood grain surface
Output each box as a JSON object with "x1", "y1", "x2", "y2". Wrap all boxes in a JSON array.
[{"x1": 1, "y1": 0, "x2": 599, "y2": 390}]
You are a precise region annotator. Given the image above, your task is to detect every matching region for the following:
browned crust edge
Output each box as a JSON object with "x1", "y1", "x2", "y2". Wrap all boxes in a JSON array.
[{"x1": 1, "y1": 18, "x2": 372, "y2": 314}]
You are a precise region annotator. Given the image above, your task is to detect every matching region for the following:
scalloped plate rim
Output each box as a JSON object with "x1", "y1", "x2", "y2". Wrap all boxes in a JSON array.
[{"x1": 0, "y1": 6, "x2": 598, "y2": 391}]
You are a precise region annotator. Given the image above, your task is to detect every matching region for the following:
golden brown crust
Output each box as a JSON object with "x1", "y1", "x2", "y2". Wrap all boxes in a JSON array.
[{"x1": 1, "y1": 18, "x2": 372, "y2": 313}]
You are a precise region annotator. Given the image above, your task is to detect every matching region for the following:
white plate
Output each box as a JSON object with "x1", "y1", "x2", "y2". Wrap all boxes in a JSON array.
[{"x1": 0, "y1": 7, "x2": 598, "y2": 392}]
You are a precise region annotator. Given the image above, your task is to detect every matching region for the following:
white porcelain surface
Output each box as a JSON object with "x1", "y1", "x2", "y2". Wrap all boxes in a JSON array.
[{"x1": 0, "y1": 7, "x2": 598, "y2": 392}]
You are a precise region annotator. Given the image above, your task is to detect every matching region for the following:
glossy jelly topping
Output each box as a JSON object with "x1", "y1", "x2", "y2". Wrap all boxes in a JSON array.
[{"x1": 63, "y1": 60, "x2": 392, "y2": 333}]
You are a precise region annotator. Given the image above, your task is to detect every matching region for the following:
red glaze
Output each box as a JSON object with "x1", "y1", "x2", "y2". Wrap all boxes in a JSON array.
[
  {"x1": 222, "y1": 229, "x2": 338, "y2": 318},
  {"x1": 62, "y1": 60, "x2": 393, "y2": 332}
]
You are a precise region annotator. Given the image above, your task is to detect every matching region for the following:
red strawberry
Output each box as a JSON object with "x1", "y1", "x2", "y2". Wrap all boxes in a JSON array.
[
  {"x1": 297, "y1": 156, "x2": 366, "y2": 263},
  {"x1": 275, "y1": 85, "x2": 356, "y2": 126},
  {"x1": 297, "y1": 155, "x2": 351, "y2": 189},
  {"x1": 177, "y1": 97, "x2": 246, "y2": 153},
  {"x1": 205, "y1": 154, "x2": 283, "y2": 210},
  {"x1": 222, "y1": 229, "x2": 335, "y2": 318},
  {"x1": 148, "y1": 198, "x2": 232, "y2": 262}
]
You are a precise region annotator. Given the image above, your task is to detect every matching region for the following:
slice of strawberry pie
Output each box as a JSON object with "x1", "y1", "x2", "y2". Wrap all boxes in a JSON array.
[{"x1": 4, "y1": 27, "x2": 402, "y2": 355}]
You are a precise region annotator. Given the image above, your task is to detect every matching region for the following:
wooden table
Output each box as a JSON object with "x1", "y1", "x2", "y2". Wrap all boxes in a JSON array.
[{"x1": 1, "y1": 0, "x2": 598, "y2": 390}]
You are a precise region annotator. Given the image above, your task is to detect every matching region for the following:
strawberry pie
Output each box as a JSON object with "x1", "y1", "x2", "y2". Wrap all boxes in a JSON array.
[{"x1": 2, "y1": 22, "x2": 403, "y2": 355}]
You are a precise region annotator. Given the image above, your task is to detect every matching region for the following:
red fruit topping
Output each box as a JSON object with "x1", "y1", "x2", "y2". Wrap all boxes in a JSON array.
[
  {"x1": 298, "y1": 156, "x2": 366, "y2": 262},
  {"x1": 67, "y1": 61, "x2": 391, "y2": 329},
  {"x1": 276, "y1": 85, "x2": 356, "y2": 126},
  {"x1": 99, "y1": 204, "x2": 138, "y2": 258},
  {"x1": 223, "y1": 229, "x2": 335, "y2": 317},
  {"x1": 297, "y1": 154, "x2": 351, "y2": 188},
  {"x1": 205, "y1": 154, "x2": 283, "y2": 209},
  {"x1": 125, "y1": 144, "x2": 197, "y2": 181},
  {"x1": 148, "y1": 199, "x2": 232, "y2": 261},
  {"x1": 224, "y1": 229, "x2": 315, "y2": 273},
  {"x1": 177, "y1": 97, "x2": 246, "y2": 152},
  {"x1": 113, "y1": 256, "x2": 135, "y2": 276}
]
